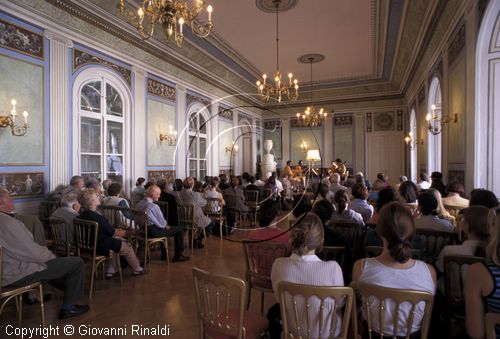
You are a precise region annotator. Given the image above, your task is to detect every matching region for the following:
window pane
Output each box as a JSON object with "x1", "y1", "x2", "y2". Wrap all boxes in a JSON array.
[
  {"x1": 81, "y1": 117, "x2": 101, "y2": 153},
  {"x1": 189, "y1": 135, "x2": 197, "y2": 158},
  {"x1": 107, "y1": 121, "x2": 123, "y2": 154},
  {"x1": 200, "y1": 159, "x2": 206, "y2": 170},
  {"x1": 199, "y1": 169, "x2": 206, "y2": 180},
  {"x1": 189, "y1": 113, "x2": 198, "y2": 131},
  {"x1": 199, "y1": 137, "x2": 206, "y2": 157},
  {"x1": 199, "y1": 115, "x2": 206, "y2": 134},
  {"x1": 81, "y1": 155, "x2": 101, "y2": 175},
  {"x1": 107, "y1": 155, "x2": 123, "y2": 177},
  {"x1": 80, "y1": 81, "x2": 101, "y2": 113},
  {"x1": 106, "y1": 83, "x2": 123, "y2": 117}
]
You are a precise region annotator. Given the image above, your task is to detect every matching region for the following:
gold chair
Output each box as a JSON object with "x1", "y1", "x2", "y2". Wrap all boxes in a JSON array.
[
  {"x1": 351, "y1": 281, "x2": 434, "y2": 339},
  {"x1": 73, "y1": 218, "x2": 122, "y2": 299},
  {"x1": 277, "y1": 281, "x2": 356, "y2": 339},
  {"x1": 485, "y1": 312, "x2": 500, "y2": 339},
  {"x1": 224, "y1": 194, "x2": 245, "y2": 228},
  {"x1": 242, "y1": 241, "x2": 289, "y2": 314},
  {"x1": 245, "y1": 190, "x2": 259, "y2": 226},
  {"x1": 39, "y1": 200, "x2": 61, "y2": 229},
  {"x1": 260, "y1": 188, "x2": 272, "y2": 203},
  {"x1": 177, "y1": 204, "x2": 206, "y2": 254},
  {"x1": 98, "y1": 205, "x2": 126, "y2": 228},
  {"x1": 154, "y1": 200, "x2": 169, "y2": 219},
  {"x1": 415, "y1": 229, "x2": 458, "y2": 263},
  {"x1": 48, "y1": 216, "x2": 72, "y2": 256},
  {"x1": 204, "y1": 197, "x2": 225, "y2": 237},
  {"x1": 192, "y1": 267, "x2": 268, "y2": 339},
  {"x1": 365, "y1": 246, "x2": 421, "y2": 260},
  {"x1": 443, "y1": 255, "x2": 485, "y2": 335},
  {"x1": 0, "y1": 246, "x2": 45, "y2": 326},
  {"x1": 126, "y1": 208, "x2": 169, "y2": 269},
  {"x1": 130, "y1": 192, "x2": 144, "y2": 208}
]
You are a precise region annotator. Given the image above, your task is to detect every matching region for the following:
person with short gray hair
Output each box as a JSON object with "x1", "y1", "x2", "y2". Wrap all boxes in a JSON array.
[
  {"x1": 51, "y1": 193, "x2": 80, "y2": 250},
  {"x1": 60, "y1": 175, "x2": 84, "y2": 199}
]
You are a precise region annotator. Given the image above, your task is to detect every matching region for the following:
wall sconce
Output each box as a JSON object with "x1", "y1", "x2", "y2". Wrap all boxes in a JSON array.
[
  {"x1": 300, "y1": 141, "x2": 308, "y2": 153},
  {"x1": 159, "y1": 125, "x2": 177, "y2": 146},
  {"x1": 225, "y1": 141, "x2": 239, "y2": 154},
  {"x1": 426, "y1": 104, "x2": 458, "y2": 135},
  {"x1": 0, "y1": 99, "x2": 29, "y2": 136},
  {"x1": 404, "y1": 131, "x2": 416, "y2": 150}
]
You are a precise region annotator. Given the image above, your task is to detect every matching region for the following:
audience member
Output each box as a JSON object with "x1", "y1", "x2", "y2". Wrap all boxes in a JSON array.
[
  {"x1": 204, "y1": 177, "x2": 224, "y2": 212},
  {"x1": 329, "y1": 173, "x2": 347, "y2": 194},
  {"x1": 102, "y1": 183, "x2": 132, "y2": 220},
  {"x1": 330, "y1": 190, "x2": 364, "y2": 227},
  {"x1": 0, "y1": 189, "x2": 89, "y2": 320},
  {"x1": 352, "y1": 202, "x2": 436, "y2": 337},
  {"x1": 349, "y1": 183, "x2": 374, "y2": 223},
  {"x1": 247, "y1": 200, "x2": 287, "y2": 244},
  {"x1": 51, "y1": 193, "x2": 80, "y2": 249},
  {"x1": 417, "y1": 171, "x2": 431, "y2": 191},
  {"x1": 135, "y1": 185, "x2": 189, "y2": 262},
  {"x1": 430, "y1": 171, "x2": 447, "y2": 197},
  {"x1": 132, "y1": 177, "x2": 146, "y2": 195},
  {"x1": 369, "y1": 187, "x2": 398, "y2": 225},
  {"x1": 415, "y1": 191, "x2": 453, "y2": 231},
  {"x1": 61, "y1": 175, "x2": 84, "y2": 199},
  {"x1": 428, "y1": 188, "x2": 455, "y2": 226},
  {"x1": 442, "y1": 181, "x2": 469, "y2": 209},
  {"x1": 270, "y1": 213, "x2": 344, "y2": 338},
  {"x1": 158, "y1": 179, "x2": 179, "y2": 227},
  {"x1": 469, "y1": 189, "x2": 499, "y2": 209}
]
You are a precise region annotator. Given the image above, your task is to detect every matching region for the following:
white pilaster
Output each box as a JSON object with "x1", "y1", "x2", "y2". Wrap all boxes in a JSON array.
[
  {"x1": 44, "y1": 30, "x2": 72, "y2": 190},
  {"x1": 281, "y1": 119, "x2": 290, "y2": 165},
  {"x1": 176, "y1": 85, "x2": 187, "y2": 177},
  {"x1": 233, "y1": 111, "x2": 240, "y2": 175},
  {"x1": 132, "y1": 66, "x2": 146, "y2": 184},
  {"x1": 251, "y1": 117, "x2": 257, "y2": 174},
  {"x1": 210, "y1": 102, "x2": 219, "y2": 176}
]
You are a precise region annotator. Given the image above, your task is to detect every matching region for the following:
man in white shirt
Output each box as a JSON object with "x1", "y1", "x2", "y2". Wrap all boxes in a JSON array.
[{"x1": 417, "y1": 172, "x2": 431, "y2": 191}]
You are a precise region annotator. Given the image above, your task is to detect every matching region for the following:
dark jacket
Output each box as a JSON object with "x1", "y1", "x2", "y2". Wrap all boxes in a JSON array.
[
  {"x1": 79, "y1": 209, "x2": 121, "y2": 256},
  {"x1": 160, "y1": 191, "x2": 178, "y2": 226}
]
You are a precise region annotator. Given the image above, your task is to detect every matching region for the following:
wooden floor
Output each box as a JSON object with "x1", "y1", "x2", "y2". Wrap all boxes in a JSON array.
[{"x1": 0, "y1": 222, "x2": 286, "y2": 338}]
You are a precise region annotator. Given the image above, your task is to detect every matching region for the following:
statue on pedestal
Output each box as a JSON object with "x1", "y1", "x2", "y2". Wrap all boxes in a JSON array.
[{"x1": 260, "y1": 140, "x2": 277, "y2": 180}]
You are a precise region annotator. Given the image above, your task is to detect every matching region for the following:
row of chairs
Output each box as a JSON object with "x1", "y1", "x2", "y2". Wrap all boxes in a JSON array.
[{"x1": 192, "y1": 266, "x2": 437, "y2": 339}]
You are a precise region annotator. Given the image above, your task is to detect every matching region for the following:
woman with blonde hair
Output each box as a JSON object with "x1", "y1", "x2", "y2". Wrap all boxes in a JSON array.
[
  {"x1": 465, "y1": 209, "x2": 500, "y2": 339},
  {"x1": 270, "y1": 213, "x2": 344, "y2": 338},
  {"x1": 427, "y1": 188, "x2": 455, "y2": 227}
]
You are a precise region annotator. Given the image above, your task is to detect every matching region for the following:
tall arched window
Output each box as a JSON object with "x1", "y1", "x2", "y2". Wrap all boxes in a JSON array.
[
  {"x1": 409, "y1": 108, "x2": 417, "y2": 182},
  {"x1": 475, "y1": 0, "x2": 500, "y2": 195},
  {"x1": 427, "y1": 77, "x2": 442, "y2": 174},
  {"x1": 188, "y1": 110, "x2": 209, "y2": 179},
  {"x1": 73, "y1": 68, "x2": 131, "y2": 184}
]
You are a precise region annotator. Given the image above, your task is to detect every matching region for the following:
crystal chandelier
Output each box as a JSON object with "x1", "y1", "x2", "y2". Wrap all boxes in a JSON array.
[
  {"x1": 117, "y1": 0, "x2": 213, "y2": 48},
  {"x1": 0, "y1": 99, "x2": 29, "y2": 136},
  {"x1": 296, "y1": 56, "x2": 328, "y2": 127},
  {"x1": 256, "y1": 0, "x2": 298, "y2": 103}
]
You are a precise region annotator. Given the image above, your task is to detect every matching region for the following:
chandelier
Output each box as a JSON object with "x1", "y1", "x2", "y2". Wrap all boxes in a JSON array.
[
  {"x1": 117, "y1": 0, "x2": 213, "y2": 48},
  {"x1": 0, "y1": 99, "x2": 29, "y2": 136},
  {"x1": 256, "y1": 0, "x2": 298, "y2": 103},
  {"x1": 295, "y1": 56, "x2": 328, "y2": 127}
]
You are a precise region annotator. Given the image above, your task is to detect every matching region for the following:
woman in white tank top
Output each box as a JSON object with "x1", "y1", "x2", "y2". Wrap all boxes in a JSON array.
[{"x1": 352, "y1": 202, "x2": 437, "y2": 337}]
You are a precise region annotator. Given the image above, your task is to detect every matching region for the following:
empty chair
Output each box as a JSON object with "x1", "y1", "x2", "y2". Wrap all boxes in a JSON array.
[
  {"x1": 192, "y1": 267, "x2": 268, "y2": 339},
  {"x1": 277, "y1": 281, "x2": 355, "y2": 339},
  {"x1": 351, "y1": 281, "x2": 434, "y2": 338},
  {"x1": 73, "y1": 218, "x2": 122, "y2": 298},
  {"x1": 0, "y1": 246, "x2": 45, "y2": 326},
  {"x1": 242, "y1": 241, "x2": 288, "y2": 314}
]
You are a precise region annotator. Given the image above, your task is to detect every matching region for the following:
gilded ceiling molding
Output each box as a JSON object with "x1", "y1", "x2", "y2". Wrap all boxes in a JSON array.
[
  {"x1": 147, "y1": 78, "x2": 176, "y2": 102},
  {"x1": 73, "y1": 49, "x2": 131, "y2": 86},
  {"x1": 0, "y1": 17, "x2": 44, "y2": 59},
  {"x1": 448, "y1": 24, "x2": 466, "y2": 65},
  {"x1": 217, "y1": 107, "x2": 233, "y2": 121},
  {"x1": 186, "y1": 93, "x2": 211, "y2": 112}
]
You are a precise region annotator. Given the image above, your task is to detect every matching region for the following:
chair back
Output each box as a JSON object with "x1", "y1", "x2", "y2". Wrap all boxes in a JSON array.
[
  {"x1": 177, "y1": 204, "x2": 195, "y2": 230},
  {"x1": 204, "y1": 197, "x2": 223, "y2": 216},
  {"x1": 97, "y1": 205, "x2": 124, "y2": 228},
  {"x1": 319, "y1": 246, "x2": 346, "y2": 267},
  {"x1": 415, "y1": 229, "x2": 458, "y2": 263},
  {"x1": 245, "y1": 190, "x2": 259, "y2": 209},
  {"x1": 192, "y1": 267, "x2": 247, "y2": 339},
  {"x1": 39, "y1": 200, "x2": 61, "y2": 225},
  {"x1": 485, "y1": 312, "x2": 500, "y2": 339},
  {"x1": 123, "y1": 208, "x2": 149, "y2": 244},
  {"x1": 73, "y1": 218, "x2": 99, "y2": 258},
  {"x1": 351, "y1": 281, "x2": 434, "y2": 339},
  {"x1": 260, "y1": 188, "x2": 272, "y2": 202},
  {"x1": 327, "y1": 221, "x2": 361, "y2": 250},
  {"x1": 223, "y1": 194, "x2": 238, "y2": 210},
  {"x1": 154, "y1": 201, "x2": 169, "y2": 220},
  {"x1": 242, "y1": 241, "x2": 289, "y2": 288},
  {"x1": 443, "y1": 255, "x2": 485, "y2": 325},
  {"x1": 130, "y1": 192, "x2": 144, "y2": 207},
  {"x1": 48, "y1": 216, "x2": 71, "y2": 256},
  {"x1": 277, "y1": 281, "x2": 355, "y2": 339}
]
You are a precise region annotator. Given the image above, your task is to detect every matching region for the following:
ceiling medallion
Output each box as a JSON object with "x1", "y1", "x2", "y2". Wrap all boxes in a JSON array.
[{"x1": 256, "y1": 0, "x2": 298, "y2": 13}]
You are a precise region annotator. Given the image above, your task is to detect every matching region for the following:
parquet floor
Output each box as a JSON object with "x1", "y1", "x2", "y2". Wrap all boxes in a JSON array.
[{"x1": 0, "y1": 221, "x2": 287, "y2": 339}]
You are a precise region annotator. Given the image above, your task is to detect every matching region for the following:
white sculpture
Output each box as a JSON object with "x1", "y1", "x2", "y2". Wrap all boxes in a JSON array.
[{"x1": 261, "y1": 139, "x2": 277, "y2": 179}]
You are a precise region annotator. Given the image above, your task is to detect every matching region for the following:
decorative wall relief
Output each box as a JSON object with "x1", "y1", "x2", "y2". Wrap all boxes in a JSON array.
[
  {"x1": 448, "y1": 24, "x2": 466, "y2": 65},
  {"x1": 290, "y1": 118, "x2": 322, "y2": 128},
  {"x1": 147, "y1": 170, "x2": 175, "y2": 184},
  {"x1": 147, "y1": 78, "x2": 176, "y2": 102},
  {"x1": 396, "y1": 110, "x2": 403, "y2": 130},
  {"x1": 373, "y1": 111, "x2": 396, "y2": 131},
  {"x1": 0, "y1": 172, "x2": 44, "y2": 197},
  {"x1": 263, "y1": 120, "x2": 282, "y2": 161},
  {"x1": 0, "y1": 55, "x2": 44, "y2": 165},
  {"x1": 0, "y1": 18, "x2": 43, "y2": 59},
  {"x1": 147, "y1": 99, "x2": 176, "y2": 166},
  {"x1": 73, "y1": 49, "x2": 131, "y2": 86},
  {"x1": 334, "y1": 115, "x2": 353, "y2": 126},
  {"x1": 186, "y1": 92, "x2": 211, "y2": 111},
  {"x1": 218, "y1": 106, "x2": 233, "y2": 121},
  {"x1": 366, "y1": 112, "x2": 372, "y2": 132}
]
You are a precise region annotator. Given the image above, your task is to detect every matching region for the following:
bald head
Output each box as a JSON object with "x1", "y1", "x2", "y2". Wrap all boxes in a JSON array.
[
  {"x1": 146, "y1": 185, "x2": 161, "y2": 201},
  {"x1": 0, "y1": 189, "x2": 14, "y2": 213}
]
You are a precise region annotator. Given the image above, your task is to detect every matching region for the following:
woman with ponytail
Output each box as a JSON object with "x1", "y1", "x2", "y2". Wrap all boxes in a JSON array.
[
  {"x1": 269, "y1": 213, "x2": 344, "y2": 338},
  {"x1": 352, "y1": 202, "x2": 436, "y2": 337},
  {"x1": 331, "y1": 189, "x2": 364, "y2": 227},
  {"x1": 465, "y1": 209, "x2": 500, "y2": 339}
]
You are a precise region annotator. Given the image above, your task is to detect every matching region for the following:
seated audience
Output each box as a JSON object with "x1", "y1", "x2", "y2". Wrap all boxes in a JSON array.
[
  {"x1": 51, "y1": 193, "x2": 80, "y2": 249},
  {"x1": 428, "y1": 188, "x2": 455, "y2": 226},
  {"x1": 349, "y1": 183, "x2": 374, "y2": 223},
  {"x1": 316, "y1": 183, "x2": 335, "y2": 204},
  {"x1": 61, "y1": 175, "x2": 84, "y2": 199},
  {"x1": 369, "y1": 187, "x2": 398, "y2": 225},
  {"x1": 270, "y1": 213, "x2": 344, "y2": 338},
  {"x1": 469, "y1": 189, "x2": 499, "y2": 209},
  {"x1": 442, "y1": 181, "x2": 469, "y2": 209},
  {"x1": 101, "y1": 179, "x2": 113, "y2": 196},
  {"x1": 290, "y1": 194, "x2": 312, "y2": 221},
  {"x1": 399, "y1": 180, "x2": 419, "y2": 213},
  {"x1": 415, "y1": 192, "x2": 453, "y2": 232},
  {"x1": 158, "y1": 179, "x2": 179, "y2": 227},
  {"x1": 223, "y1": 176, "x2": 249, "y2": 227},
  {"x1": 132, "y1": 177, "x2": 146, "y2": 195},
  {"x1": 330, "y1": 190, "x2": 364, "y2": 227},
  {"x1": 465, "y1": 209, "x2": 500, "y2": 339},
  {"x1": 136, "y1": 185, "x2": 189, "y2": 262},
  {"x1": 248, "y1": 200, "x2": 288, "y2": 244},
  {"x1": 329, "y1": 173, "x2": 347, "y2": 194},
  {"x1": 395, "y1": 175, "x2": 408, "y2": 192},
  {"x1": 78, "y1": 189, "x2": 144, "y2": 276},
  {"x1": 417, "y1": 171, "x2": 431, "y2": 191},
  {"x1": 204, "y1": 177, "x2": 224, "y2": 212},
  {"x1": 430, "y1": 171, "x2": 447, "y2": 197},
  {"x1": 102, "y1": 182, "x2": 133, "y2": 220},
  {"x1": 352, "y1": 202, "x2": 437, "y2": 337}
]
